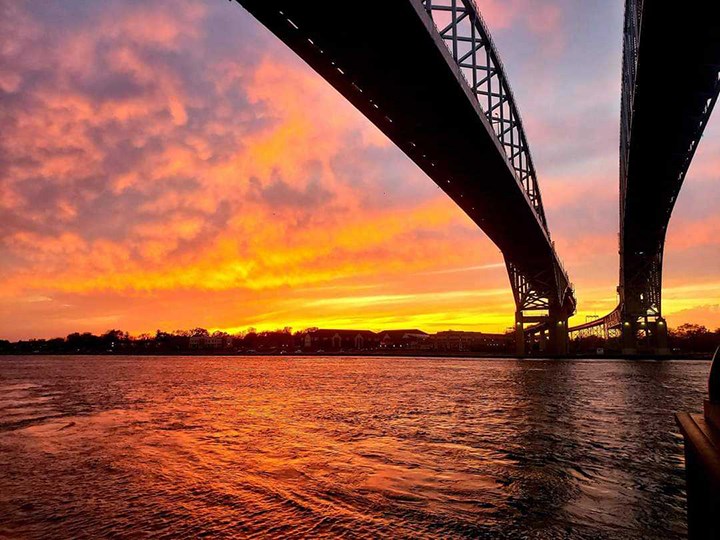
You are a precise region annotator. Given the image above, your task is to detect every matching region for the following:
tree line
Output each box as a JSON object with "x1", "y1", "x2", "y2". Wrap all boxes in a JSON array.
[
  {"x1": 1, "y1": 322, "x2": 718, "y2": 355},
  {"x1": 0, "y1": 327, "x2": 301, "y2": 355}
]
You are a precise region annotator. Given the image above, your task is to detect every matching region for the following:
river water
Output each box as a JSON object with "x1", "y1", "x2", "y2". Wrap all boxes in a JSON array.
[{"x1": 0, "y1": 356, "x2": 709, "y2": 539}]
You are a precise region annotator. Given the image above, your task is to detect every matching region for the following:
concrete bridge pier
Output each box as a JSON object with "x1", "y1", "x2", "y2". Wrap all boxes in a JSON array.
[
  {"x1": 515, "y1": 311, "x2": 569, "y2": 357},
  {"x1": 621, "y1": 316, "x2": 670, "y2": 355},
  {"x1": 545, "y1": 305, "x2": 570, "y2": 356},
  {"x1": 515, "y1": 312, "x2": 525, "y2": 357},
  {"x1": 654, "y1": 317, "x2": 669, "y2": 354},
  {"x1": 546, "y1": 316, "x2": 569, "y2": 356},
  {"x1": 621, "y1": 319, "x2": 638, "y2": 355}
]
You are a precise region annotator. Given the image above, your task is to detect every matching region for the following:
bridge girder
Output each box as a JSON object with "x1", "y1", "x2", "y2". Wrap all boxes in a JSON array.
[
  {"x1": 423, "y1": 0, "x2": 575, "y2": 347},
  {"x1": 236, "y1": 0, "x2": 576, "y2": 356},
  {"x1": 619, "y1": 0, "x2": 719, "y2": 350},
  {"x1": 570, "y1": 0, "x2": 720, "y2": 353},
  {"x1": 423, "y1": 0, "x2": 575, "y2": 355}
]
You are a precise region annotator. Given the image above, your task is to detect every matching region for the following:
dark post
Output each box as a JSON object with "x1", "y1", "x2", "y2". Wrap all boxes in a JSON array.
[
  {"x1": 621, "y1": 318, "x2": 636, "y2": 355},
  {"x1": 546, "y1": 307, "x2": 569, "y2": 356},
  {"x1": 676, "y1": 346, "x2": 720, "y2": 539},
  {"x1": 515, "y1": 312, "x2": 525, "y2": 357},
  {"x1": 655, "y1": 317, "x2": 669, "y2": 355}
]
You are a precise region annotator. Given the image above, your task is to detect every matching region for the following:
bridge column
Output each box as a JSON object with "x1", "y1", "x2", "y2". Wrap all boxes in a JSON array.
[
  {"x1": 655, "y1": 317, "x2": 670, "y2": 354},
  {"x1": 655, "y1": 318, "x2": 669, "y2": 355},
  {"x1": 621, "y1": 318, "x2": 637, "y2": 355},
  {"x1": 546, "y1": 316, "x2": 569, "y2": 356},
  {"x1": 515, "y1": 312, "x2": 525, "y2": 357}
]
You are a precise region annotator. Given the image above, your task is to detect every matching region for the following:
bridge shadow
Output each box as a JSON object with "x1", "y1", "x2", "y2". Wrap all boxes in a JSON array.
[
  {"x1": 500, "y1": 360, "x2": 585, "y2": 535},
  {"x1": 499, "y1": 359, "x2": 691, "y2": 537}
]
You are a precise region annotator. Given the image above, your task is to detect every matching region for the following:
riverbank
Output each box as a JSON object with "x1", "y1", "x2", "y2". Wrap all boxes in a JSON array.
[{"x1": 0, "y1": 350, "x2": 713, "y2": 360}]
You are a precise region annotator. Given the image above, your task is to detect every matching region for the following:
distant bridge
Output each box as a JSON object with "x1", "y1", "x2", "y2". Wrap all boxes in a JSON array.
[
  {"x1": 236, "y1": 0, "x2": 576, "y2": 355},
  {"x1": 569, "y1": 1, "x2": 720, "y2": 353}
]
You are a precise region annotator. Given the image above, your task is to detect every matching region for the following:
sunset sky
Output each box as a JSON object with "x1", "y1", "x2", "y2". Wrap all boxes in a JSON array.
[{"x1": 1, "y1": 0, "x2": 719, "y2": 340}]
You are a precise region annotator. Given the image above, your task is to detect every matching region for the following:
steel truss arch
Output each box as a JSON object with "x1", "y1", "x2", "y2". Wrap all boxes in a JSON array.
[
  {"x1": 422, "y1": 0, "x2": 548, "y2": 230},
  {"x1": 423, "y1": 0, "x2": 574, "y2": 353}
]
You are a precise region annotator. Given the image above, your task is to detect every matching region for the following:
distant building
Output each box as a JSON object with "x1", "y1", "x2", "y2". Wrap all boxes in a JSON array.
[
  {"x1": 378, "y1": 329, "x2": 429, "y2": 349},
  {"x1": 430, "y1": 330, "x2": 511, "y2": 352},
  {"x1": 189, "y1": 335, "x2": 203, "y2": 349},
  {"x1": 303, "y1": 329, "x2": 379, "y2": 350},
  {"x1": 189, "y1": 335, "x2": 230, "y2": 349}
]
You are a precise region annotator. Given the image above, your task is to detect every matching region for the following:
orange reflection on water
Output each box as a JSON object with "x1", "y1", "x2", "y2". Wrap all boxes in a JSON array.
[{"x1": 0, "y1": 355, "x2": 708, "y2": 538}]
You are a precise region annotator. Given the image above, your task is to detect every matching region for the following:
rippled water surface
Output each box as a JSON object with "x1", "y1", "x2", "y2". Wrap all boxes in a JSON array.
[{"x1": 0, "y1": 356, "x2": 709, "y2": 538}]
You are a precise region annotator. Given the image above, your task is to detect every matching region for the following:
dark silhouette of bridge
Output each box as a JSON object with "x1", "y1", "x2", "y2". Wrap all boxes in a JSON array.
[
  {"x1": 570, "y1": 1, "x2": 720, "y2": 353},
  {"x1": 236, "y1": 0, "x2": 719, "y2": 356},
  {"x1": 236, "y1": 0, "x2": 575, "y2": 355}
]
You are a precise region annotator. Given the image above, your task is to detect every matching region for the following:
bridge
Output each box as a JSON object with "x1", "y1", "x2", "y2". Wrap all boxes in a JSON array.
[
  {"x1": 569, "y1": 1, "x2": 720, "y2": 353},
  {"x1": 236, "y1": 0, "x2": 576, "y2": 355}
]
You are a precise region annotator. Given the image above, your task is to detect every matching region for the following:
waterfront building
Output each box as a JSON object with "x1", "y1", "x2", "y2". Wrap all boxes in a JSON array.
[
  {"x1": 303, "y1": 329, "x2": 379, "y2": 351},
  {"x1": 189, "y1": 335, "x2": 230, "y2": 350},
  {"x1": 377, "y1": 329, "x2": 429, "y2": 349},
  {"x1": 431, "y1": 331, "x2": 511, "y2": 352}
]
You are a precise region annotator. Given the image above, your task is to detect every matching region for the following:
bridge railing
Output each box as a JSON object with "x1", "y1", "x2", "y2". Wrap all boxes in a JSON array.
[
  {"x1": 422, "y1": 0, "x2": 547, "y2": 231},
  {"x1": 569, "y1": 305, "x2": 622, "y2": 339},
  {"x1": 620, "y1": 0, "x2": 643, "y2": 202},
  {"x1": 551, "y1": 241, "x2": 574, "y2": 306}
]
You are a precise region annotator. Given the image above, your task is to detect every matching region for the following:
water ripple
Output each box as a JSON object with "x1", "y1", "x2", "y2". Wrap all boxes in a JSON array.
[{"x1": 0, "y1": 356, "x2": 708, "y2": 538}]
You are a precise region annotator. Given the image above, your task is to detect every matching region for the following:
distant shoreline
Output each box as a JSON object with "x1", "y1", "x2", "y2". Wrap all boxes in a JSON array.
[{"x1": 0, "y1": 351, "x2": 712, "y2": 360}]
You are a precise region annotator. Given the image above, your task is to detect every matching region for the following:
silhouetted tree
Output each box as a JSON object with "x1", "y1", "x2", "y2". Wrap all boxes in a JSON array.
[
  {"x1": 66, "y1": 332, "x2": 102, "y2": 352},
  {"x1": 669, "y1": 324, "x2": 718, "y2": 352},
  {"x1": 190, "y1": 328, "x2": 209, "y2": 337}
]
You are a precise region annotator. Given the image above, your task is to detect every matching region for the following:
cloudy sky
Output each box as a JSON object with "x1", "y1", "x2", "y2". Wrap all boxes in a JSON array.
[{"x1": 1, "y1": 0, "x2": 719, "y2": 340}]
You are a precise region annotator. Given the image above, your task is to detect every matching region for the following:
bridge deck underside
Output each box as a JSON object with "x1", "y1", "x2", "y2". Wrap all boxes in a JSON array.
[
  {"x1": 622, "y1": 4, "x2": 720, "y2": 284},
  {"x1": 237, "y1": 0, "x2": 563, "y2": 289},
  {"x1": 578, "y1": 3, "x2": 720, "y2": 340}
]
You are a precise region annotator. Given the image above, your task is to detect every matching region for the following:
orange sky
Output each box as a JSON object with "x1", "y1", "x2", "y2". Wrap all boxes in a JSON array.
[{"x1": 1, "y1": 0, "x2": 719, "y2": 340}]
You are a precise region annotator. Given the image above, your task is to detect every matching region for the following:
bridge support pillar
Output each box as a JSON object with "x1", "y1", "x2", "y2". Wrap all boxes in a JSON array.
[
  {"x1": 655, "y1": 318, "x2": 669, "y2": 355},
  {"x1": 515, "y1": 312, "x2": 525, "y2": 357},
  {"x1": 546, "y1": 317, "x2": 569, "y2": 356},
  {"x1": 621, "y1": 317, "x2": 669, "y2": 355},
  {"x1": 621, "y1": 319, "x2": 637, "y2": 355}
]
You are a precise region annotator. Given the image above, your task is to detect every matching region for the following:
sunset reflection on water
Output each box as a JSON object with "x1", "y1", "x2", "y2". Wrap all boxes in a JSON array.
[{"x1": 0, "y1": 356, "x2": 708, "y2": 538}]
